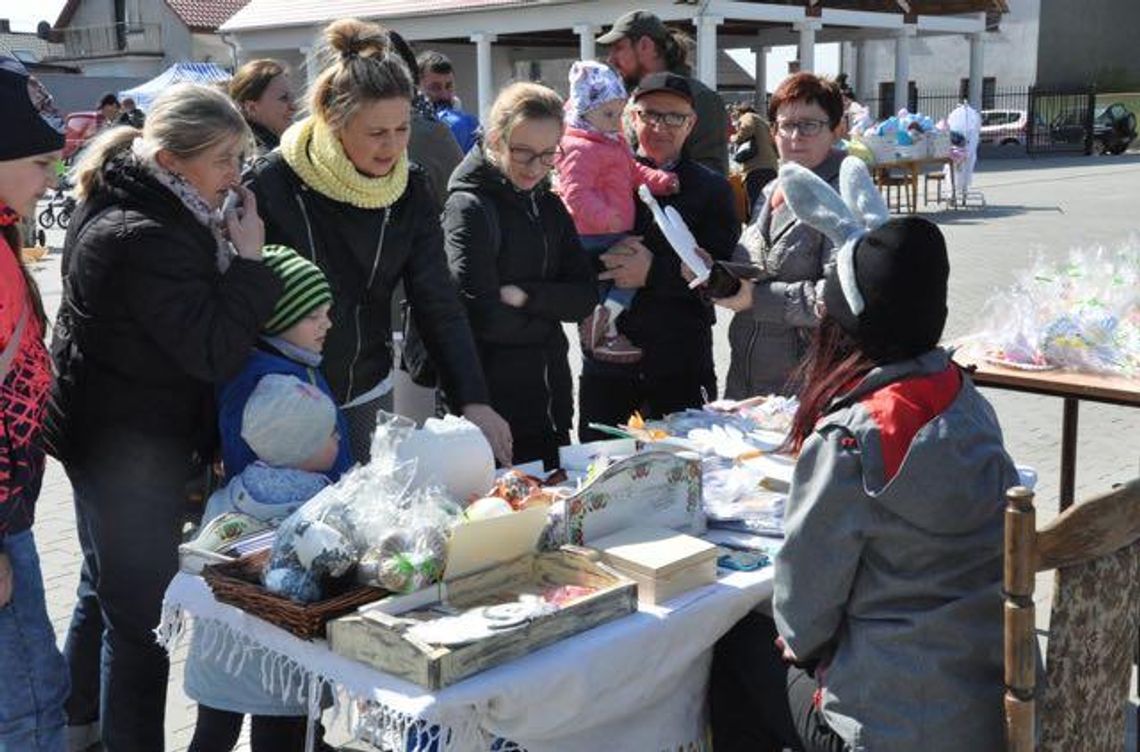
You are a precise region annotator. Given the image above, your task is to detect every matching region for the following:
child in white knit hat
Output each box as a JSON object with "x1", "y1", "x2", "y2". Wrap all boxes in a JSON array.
[{"x1": 185, "y1": 373, "x2": 341, "y2": 751}]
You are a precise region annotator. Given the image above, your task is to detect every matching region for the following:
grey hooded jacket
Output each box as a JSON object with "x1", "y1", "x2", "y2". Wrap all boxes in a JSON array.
[
  {"x1": 725, "y1": 149, "x2": 844, "y2": 399},
  {"x1": 774, "y1": 349, "x2": 1018, "y2": 752}
]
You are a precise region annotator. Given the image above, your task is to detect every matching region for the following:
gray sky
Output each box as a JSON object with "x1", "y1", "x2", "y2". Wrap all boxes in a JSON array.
[{"x1": 1, "y1": 0, "x2": 67, "y2": 32}]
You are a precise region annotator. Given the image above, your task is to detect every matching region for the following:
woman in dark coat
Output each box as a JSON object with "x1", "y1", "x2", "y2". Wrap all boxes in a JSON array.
[
  {"x1": 246, "y1": 18, "x2": 511, "y2": 465},
  {"x1": 442, "y1": 82, "x2": 596, "y2": 468},
  {"x1": 55, "y1": 83, "x2": 281, "y2": 750},
  {"x1": 229, "y1": 58, "x2": 296, "y2": 156}
]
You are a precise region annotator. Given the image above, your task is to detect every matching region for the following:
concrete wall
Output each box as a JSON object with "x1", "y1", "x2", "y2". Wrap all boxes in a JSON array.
[
  {"x1": 1037, "y1": 0, "x2": 1140, "y2": 89},
  {"x1": 853, "y1": 0, "x2": 1040, "y2": 97}
]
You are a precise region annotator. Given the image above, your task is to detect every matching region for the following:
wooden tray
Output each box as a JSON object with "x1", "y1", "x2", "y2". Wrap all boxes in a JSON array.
[
  {"x1": 202, "y1": 550, "x2": 386, "y2": 640},
  {"x1": 328, "y1": 549, "x2": 637, "y2": 689}
]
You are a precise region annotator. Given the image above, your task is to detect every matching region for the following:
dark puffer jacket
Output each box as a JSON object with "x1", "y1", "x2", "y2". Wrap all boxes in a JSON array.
[
  {"x1": 442, "y1": 148, "x2": 595, "y2": 461},
  {"x1": 56, "y1": 155, "x2": 282, "y2": 461},
  {"x1": 246, "y1": 152, "x2": 488, "y2": 410}
]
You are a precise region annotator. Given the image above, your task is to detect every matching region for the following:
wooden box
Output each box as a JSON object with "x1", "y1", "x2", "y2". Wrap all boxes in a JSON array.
[
  {"x1": 559, "y1": 451, "x2": 704, "y2": 546},
  {"x1": 327, "y1": 549, "x2": 636, "y2": 689},
  {"x1": 589, "y1": 526, "x2": 718, "y2": 606}
]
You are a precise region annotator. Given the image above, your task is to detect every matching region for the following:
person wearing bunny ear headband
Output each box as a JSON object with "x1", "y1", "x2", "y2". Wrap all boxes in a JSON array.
[
  {"x1": 713, "y1": 73, "x2": 848, "y2": 400},
  {"x1": 710, "y1": 154, "x2": 1018, "y2": 752}
]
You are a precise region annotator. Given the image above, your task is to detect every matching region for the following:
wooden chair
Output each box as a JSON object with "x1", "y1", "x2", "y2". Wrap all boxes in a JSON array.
[
  {"x1": 922, "y1": 170, "x2": 947, "y2": 205},
  {"x1": 1004, "y1": 480, "x2": 1140, "y2": 751},
  {"x1": 875, "y1": 168, "x2": 914, "y2": 214}
]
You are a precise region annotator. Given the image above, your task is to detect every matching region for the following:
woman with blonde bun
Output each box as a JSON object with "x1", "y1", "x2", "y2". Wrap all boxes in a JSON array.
[{"x1": 247, "y1": 18, "x2": 512, "y2": 464}]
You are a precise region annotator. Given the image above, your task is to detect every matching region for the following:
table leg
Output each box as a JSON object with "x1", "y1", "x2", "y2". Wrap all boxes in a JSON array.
[
  {"x1": 1060, "y1": 397, "x2": 1079, "y2": 510},
  {"x1": 948, "y1": 161, "x2": 957, "y2": 208},
  {"x1": 909, "y1": 166, "x2": 918, "y2": 213}
]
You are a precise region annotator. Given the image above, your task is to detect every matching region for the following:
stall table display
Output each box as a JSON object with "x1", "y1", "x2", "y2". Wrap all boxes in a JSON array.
[{"x1": 161, "y1": 564, "x2": 773, "y2": 751}]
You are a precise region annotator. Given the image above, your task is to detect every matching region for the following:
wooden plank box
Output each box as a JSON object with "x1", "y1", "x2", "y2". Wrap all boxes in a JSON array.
[
  {"x1": 590, "y1": 526, "x2": 718, "y2": 606},
  {"x1": 327, "y1": 549, "x2": 636, "y2": 690}
]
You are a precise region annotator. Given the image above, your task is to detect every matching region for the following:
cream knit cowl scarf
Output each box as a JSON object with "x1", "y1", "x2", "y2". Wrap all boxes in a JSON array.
[{"x1": 280, "y1": 117, "x2": 408, "y2": 209}]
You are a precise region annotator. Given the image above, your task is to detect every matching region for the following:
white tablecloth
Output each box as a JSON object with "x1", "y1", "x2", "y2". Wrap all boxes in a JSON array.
[{"x1": 161, "y1": 566, "x2": 774, "y2": 752}]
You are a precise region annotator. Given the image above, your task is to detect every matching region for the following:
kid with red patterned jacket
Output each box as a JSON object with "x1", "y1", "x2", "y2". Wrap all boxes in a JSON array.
[{"x1": 0, "y1": 55, "x2": 69, "y2": 751}]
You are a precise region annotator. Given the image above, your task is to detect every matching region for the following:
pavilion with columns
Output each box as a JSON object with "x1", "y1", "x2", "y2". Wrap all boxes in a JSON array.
[{"x1": 220, "y1": 0, "x2": 1007, "y2": 122}]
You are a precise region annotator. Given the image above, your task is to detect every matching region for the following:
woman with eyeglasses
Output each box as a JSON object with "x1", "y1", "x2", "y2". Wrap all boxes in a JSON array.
[
  {"x1": 712, "y1": 73, "x2": 847, "y2": 399},
  {"x1": 442, "y1": 82, "x2": 596, "y2": 468},
  {"x1": 229, "y1": 59, "x2": 296, "y2": 156},
  {"x1": 246, "y1": 18, "x2": 512, "y2": 464}
]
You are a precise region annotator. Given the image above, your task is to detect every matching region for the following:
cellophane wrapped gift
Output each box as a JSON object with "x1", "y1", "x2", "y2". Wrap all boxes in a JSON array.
[
  {"x1": 264, "y1": 413, "x2": 462, "y2": 602},
  {"x1": 968, "y1": 240, "x2": 1140, "y2": 375}
]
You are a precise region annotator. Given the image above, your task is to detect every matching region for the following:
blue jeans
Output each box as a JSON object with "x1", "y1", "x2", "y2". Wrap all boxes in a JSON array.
[
  {"x1": 581, "y1": 233, "x2": 635, "y2": 310},
  {"x1": 63, "y1": 430, "x2": 187, "y2": 751},
  {"x1": 0, "y1": 529, "x2": 68, "y2": 752}
]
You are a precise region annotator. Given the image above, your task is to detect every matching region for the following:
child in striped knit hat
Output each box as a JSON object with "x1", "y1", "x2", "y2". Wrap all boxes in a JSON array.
[
  {"x1": 216, "y1": 244, "x2": 352, "y2": 482},
  {"x1": 183, "y1": 245, "x2": 349, "y2": 751}
]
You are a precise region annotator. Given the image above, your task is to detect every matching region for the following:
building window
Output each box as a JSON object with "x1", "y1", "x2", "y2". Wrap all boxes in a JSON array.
[
  {"x1": 959, "y1": 77, "x2": 996, "y2": 109},
  {"x1": 877, "y1": 80, "x2": 918, "y2": 119}
]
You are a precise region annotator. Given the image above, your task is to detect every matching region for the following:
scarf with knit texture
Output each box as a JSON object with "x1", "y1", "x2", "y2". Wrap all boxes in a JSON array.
[{"x1": 281, "y1": 117, "x2": 408, "y2": 209}]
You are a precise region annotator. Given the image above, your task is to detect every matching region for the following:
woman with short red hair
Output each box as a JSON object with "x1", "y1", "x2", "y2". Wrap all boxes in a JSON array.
[{"x1": 713, "y1": 73, "x2": 846, "y2": 399}]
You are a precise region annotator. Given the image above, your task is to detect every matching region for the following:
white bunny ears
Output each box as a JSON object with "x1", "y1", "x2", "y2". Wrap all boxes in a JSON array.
[{"x1": 779, "y1": 156, "x2": 890, "y2": 316}]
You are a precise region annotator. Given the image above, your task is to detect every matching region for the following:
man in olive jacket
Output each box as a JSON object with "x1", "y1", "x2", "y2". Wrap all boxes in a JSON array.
[{"x1": 601, "y1": 9, "x2": 729, "y2": 176}]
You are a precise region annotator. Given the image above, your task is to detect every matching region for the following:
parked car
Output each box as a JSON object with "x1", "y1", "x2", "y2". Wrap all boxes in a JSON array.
[
  {"x1": 1050, "y1": 103, "x2": 1137, "y2": 154},
  {"x1": 63, "y1": 111, "x2": 100, "y2": 160},
  {"x1": 978, "y1": 109, "x2": 1044, "y2": 147}
]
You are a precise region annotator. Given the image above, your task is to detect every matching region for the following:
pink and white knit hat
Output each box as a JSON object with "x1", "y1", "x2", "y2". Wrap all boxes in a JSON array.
[{"x1": 566, "y1": 60, "x2": 627, "y2": 126}]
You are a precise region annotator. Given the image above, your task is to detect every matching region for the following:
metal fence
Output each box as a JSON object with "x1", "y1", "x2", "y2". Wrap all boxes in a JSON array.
[{"x1": 721, "y1": 83, "x2": 1102, "y2": 157}]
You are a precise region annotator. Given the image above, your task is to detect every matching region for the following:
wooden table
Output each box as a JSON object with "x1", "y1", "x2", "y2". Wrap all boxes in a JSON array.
[
  {"x1": 872, "y1": 156, "x2": 955, "y2": 213},
  {"x1": 953, "y1": 347, "x2": 1140, "y2": 509}
]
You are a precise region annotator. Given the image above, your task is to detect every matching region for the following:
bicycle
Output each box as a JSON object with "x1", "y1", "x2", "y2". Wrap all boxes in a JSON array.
[{"x1": 37, "y1": 188, "x2": 76, "y2": 230}]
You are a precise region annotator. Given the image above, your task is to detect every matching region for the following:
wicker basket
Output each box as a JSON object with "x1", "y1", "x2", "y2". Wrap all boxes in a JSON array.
[{"x1": 202, "y1": 550, "x2": 386, "y2": 640}]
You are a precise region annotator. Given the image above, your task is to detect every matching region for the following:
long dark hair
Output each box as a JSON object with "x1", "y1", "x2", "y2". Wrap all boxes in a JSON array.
[{"x1": 784, "y1": 317, "x2": 875, "y2": 453}]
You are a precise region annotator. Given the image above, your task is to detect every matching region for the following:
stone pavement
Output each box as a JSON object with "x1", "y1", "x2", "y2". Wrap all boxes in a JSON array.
[{"x1": 25, "y1": 152, "x2": 1140, "y2": 749}]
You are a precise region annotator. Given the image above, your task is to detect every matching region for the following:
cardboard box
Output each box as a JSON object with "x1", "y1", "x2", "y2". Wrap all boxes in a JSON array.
[{"x1": 589, "y1": 525, "x2": 718, "y2": 606}]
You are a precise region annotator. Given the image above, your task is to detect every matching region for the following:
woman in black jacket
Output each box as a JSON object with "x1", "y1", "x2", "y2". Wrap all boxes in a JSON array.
[
  {"x1": 55, "y1": 83, "x2": 281, "y2": 750},
  {"x1": 246, "y1": 18, "x2": 511, "y2": 464},
  {"x1": 443, "y1": 83, "x2": 596, "y2": 468}
]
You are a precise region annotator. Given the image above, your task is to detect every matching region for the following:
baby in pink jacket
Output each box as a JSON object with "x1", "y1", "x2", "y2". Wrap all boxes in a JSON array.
[{"x1": 556, "y1": 60, "x2": 678, "y2": 364}]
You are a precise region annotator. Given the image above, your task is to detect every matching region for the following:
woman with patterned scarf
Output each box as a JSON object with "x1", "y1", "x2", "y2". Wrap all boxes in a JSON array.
[
  {"x1": 0, "y1": 55, "x2": 70, "y2": 752},
  {"x1": 246, "y1": 18, "x2": 512, "y2": 465},
  {"x1": 54, "y1": 83, "x2": 282, "y2": 750}
]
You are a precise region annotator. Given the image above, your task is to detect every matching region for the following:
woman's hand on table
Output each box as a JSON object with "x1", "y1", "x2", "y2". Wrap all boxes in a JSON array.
[
  {"x1": 598, "y1": 236, "x2": 651, "y2": 289},
  {"x1": 463, "y1": 403, "x2": 513, "y2": 465},
  {"x1": 499, "y1": 285, "x2": 528, "y2": 308}
]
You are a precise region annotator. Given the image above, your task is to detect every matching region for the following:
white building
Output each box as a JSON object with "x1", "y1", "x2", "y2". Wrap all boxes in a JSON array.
[
  {"x1": 47, "y1": 0, "x2": 249, "y2": 77},
  {"x1": 219, "y1": 0, "x2": 1005, "y2": 123}
]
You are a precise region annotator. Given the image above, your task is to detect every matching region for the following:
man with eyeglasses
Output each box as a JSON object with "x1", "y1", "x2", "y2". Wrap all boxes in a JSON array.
[
  {"x1": 578, "y1": 72, "x2": 740, "y2": 443},
  {"x1": 599, "y1": 9, "x2": 728, "y2": 175}
]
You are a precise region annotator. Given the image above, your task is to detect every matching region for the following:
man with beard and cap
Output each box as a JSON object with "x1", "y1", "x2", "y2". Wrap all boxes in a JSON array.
[{"x1": 599, "y1": 9, "x2": 728, "y2": 175}]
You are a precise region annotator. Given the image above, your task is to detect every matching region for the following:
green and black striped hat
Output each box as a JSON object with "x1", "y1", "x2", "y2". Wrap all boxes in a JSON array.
[{"x1": 261, "y1": 245, "x2": 332, "y2": 335}]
